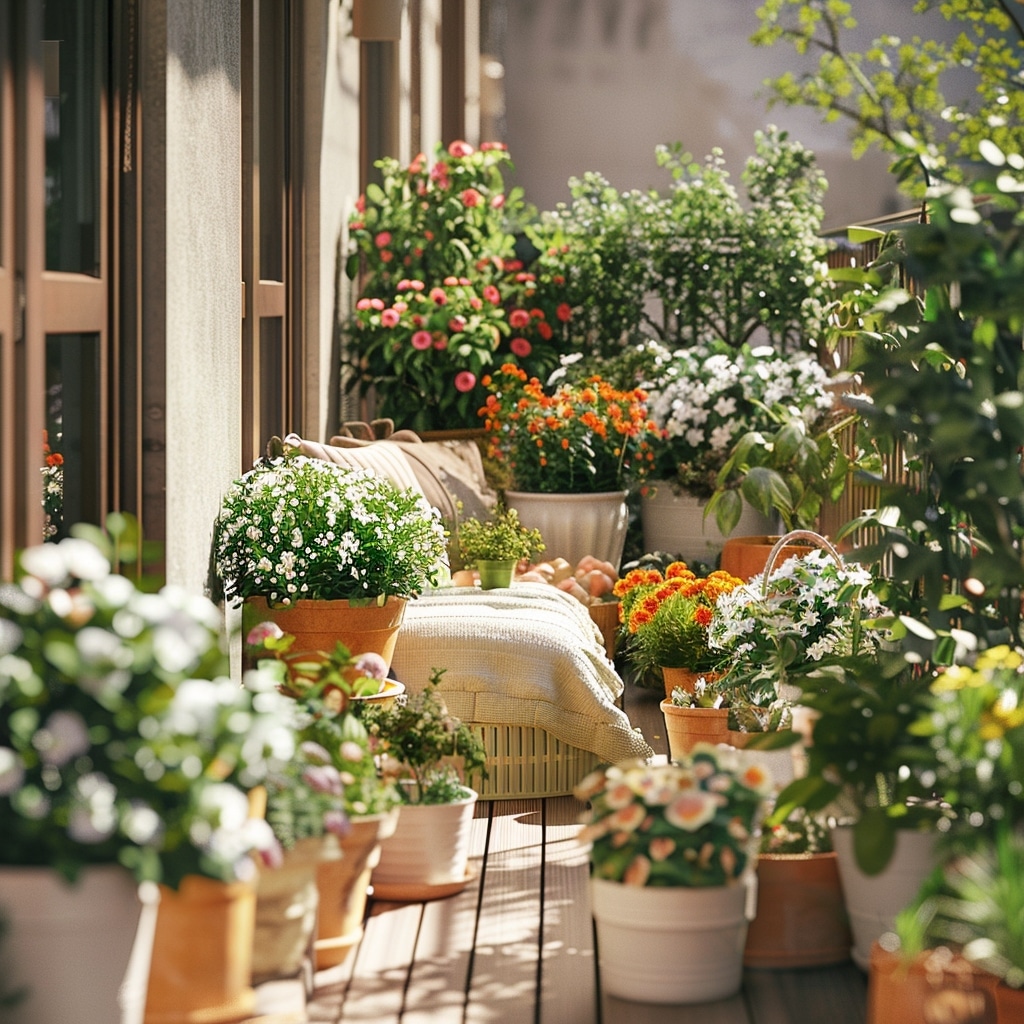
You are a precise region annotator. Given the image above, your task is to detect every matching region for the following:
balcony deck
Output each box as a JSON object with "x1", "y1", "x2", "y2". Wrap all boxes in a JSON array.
[{"x1": 253, "y1": 681, "x2": 868, "y2": 1024}]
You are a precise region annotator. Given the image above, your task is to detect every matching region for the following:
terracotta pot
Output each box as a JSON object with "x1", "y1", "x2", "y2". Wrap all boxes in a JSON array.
[
  {"x1": 144, "y1": 875, "x2": 257, "y2": 1024},
  {"x1": 744, "y1": 853, "x2": 851, "y2": 969},
  {"x1": 315, "y1": 810, "x2": 400, "y2": 969},
  {"x1": 866, "y1": 943, "x2": 998, "y2": 1024},
  {"x1": 661, "y1": 665, "x2": 719, "y2": 701},
  {"x1": 252, "y1": 835, "x2": 340, "y2": 987},
  {"x1": 661, "y1": 699, "x2": 729, "y2": 760},
  {"x1": 994, "y1": 980, "x2": 1024, "y2": 1022},
  {"x1": 719, "y1": 534, "x2": 810, "y2": 582},
  {"x1": 588, "y1": 599, "x2": 620, "y2": 661},
  {"x1": 242, "y1": 595, "x2": 407, "y2": 671},
  {"x1": 504, "y1": 489, "x2": 629, "y2": 574}
]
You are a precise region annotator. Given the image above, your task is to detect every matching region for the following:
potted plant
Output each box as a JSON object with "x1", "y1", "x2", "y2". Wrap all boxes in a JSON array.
[
  {"x1": 744, "y1": 808, "x2": 851, "y2": 969},
  {"x1": 639, "y1": 337, "x2": 837, "y2": 565},
  {"x1": 358, "y1": 672, "x2": 488, "y2": 899},
  {"x1": 245, "y1": 623, "x2": 404, "y2": 969},
  {"x1": 213, "y1": 440, "x2": 448, "y2": 672},
  {"x1": 612, "y1": 559, "x2": 744, "y2": 696},
  {"x1": 456, "y1": 504, "x2": 545, "y2": 589},
  {"x1": 0, "y1": 532, "x2": 296, "y2": 1024},
  {"x1": 575, "y1": 748, "x2": 772, "y2": 1003},
  {"x1": 342, "y1": 140, "x2": 577, "y2": 433},
  {"x1": 250, "y1": 742, "x2": 353, "y2": 988},
  {"x1": 478, "y1": 361, "x2": 660, "y2": 571}
]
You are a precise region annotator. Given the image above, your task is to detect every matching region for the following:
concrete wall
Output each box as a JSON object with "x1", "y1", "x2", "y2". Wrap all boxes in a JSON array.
[
  {"x1": 162, "y1": 0, "x2": 243, "y2": 590},
  {"x1": 498, "y1": 0, "x2": 950, "y2": 229}
]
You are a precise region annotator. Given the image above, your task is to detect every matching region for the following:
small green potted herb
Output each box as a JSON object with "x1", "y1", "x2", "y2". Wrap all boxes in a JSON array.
[
  {"x1": 456, "y1": 504, "x2": 545, "y2": 589},
  {"x1": 358, "y1": 672, "x2": 489, "y2": 895}
]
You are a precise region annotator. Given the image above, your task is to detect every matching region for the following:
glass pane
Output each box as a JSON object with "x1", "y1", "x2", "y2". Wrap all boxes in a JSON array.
[
  {"x1": 258, "y1": 0, "x2": 285, "y2": 281},
  {"x1": 44, "y1": 334, "x2": 101, "y2": 540},
  {"x1": 259, "y1": 317, "x2": 285, "y2": 442},
  {"x1": 43, "y1": 0, "x2": 107, "y2": 274}
]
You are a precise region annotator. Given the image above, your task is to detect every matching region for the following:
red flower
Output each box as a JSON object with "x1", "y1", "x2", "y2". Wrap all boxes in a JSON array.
[
  {"x1": 509, "y1": 309, "x2": 530, "y2": 328},
  {"x1": 556, "y1": 303, "x2": 573, "y2": 322},
  {"x1": 430, "y1": 287, "x2": 448, "y2": 305},
  {"x1": 483, "y1": 285, "x2": 501, "y2": 305},
  {"x1": 448, "y1": 140, "x2": 474, "y2": 158},
  {"x1": 454, "y1": 371, "x2": 477, "y2": 392},
  {"x1": 510, "y1": 337, "x2": 532, "y2": 357},
  {"x1": 409, "y1": 152, "x2": 425, "y2": 174},
  {"x1": 411, "y1": 330, "x2": 432, "y2": 350},
  {"x1": 374, "y1": 231, "x2": 392, "y2": 248},
  {"x1": 461, "y1": 188, "x2": 483, "y2": 208}
]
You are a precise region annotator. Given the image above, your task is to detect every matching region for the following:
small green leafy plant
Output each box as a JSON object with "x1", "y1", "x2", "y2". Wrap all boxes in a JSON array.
[
  {"x1": 359, "y1": 671, "x2": 488, "y2": 805},
  {"x1": 457, "y1": 505, "x2": 545, "y2": 567}
]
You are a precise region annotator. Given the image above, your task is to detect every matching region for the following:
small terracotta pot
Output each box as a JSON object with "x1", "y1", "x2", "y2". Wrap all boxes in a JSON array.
[
  {"x1": 661, "y1": 666, "x2": 719, "y2": 701},
  {"x1": 866, "y1": 942, "x2": 998, "y2": 1024},
  {"x1": 661, "y1": 699, "x2": 729, "y2": 760},
  {"x1": 719, "y1": 535, "x2": 809, "y2": 582},
  {"x1": 744, "y1": 853, "x2": 850, "y2": 969}
]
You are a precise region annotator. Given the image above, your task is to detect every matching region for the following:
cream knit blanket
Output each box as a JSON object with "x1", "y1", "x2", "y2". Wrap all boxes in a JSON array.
[{"x1": 390, "y1": 583, "x2": 654, "y2": 766}]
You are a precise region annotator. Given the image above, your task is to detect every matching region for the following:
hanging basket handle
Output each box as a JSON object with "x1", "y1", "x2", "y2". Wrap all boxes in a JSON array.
[{"x1": 761, "y1": 530, "x2": 844, "y2": 598}]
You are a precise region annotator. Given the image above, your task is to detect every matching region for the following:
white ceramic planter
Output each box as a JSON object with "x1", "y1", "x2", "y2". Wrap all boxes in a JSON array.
[
  {"x1": 640, "y1": 483, "x2": 773, "y2": 565},
  {"x1": 832, "y1": 826, "x2": 937, "y2": 971},
  {"x1": 0, "y1": 864, "x2": 158, "y2": 1024},
  {"x1": 590, "y1": 876, "x2": 752, "y2": 1003},
  {"x1": 372, "y1": 787, "x2": 478, "y2": 894},
  {"x1": 505, "y1": 490, "x2": 629, "y2": 573}
]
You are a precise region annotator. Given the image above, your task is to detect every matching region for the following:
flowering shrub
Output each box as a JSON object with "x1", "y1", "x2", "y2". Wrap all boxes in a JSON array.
[
  {"x1": 245, "y1": 623, "x2": 402, "y2": 819},
  {"x1": 708, "y1": 547, "x2": 890, "y2": 705},
  {"x1": 0, "y1": 536, "x2": 296, "y2": 887},
  {"x1": 642, "y1": 338, "x2": 835, "y2": 497},
  {"x1": 213, "y1": 446, "x2": 448, "y2": 606},
  {"x1": 343, "y1": 140, "x2": 576, "y2": 432},
  {"x1": 359, "y1": 671, "x2": 488, "y2": 805},
  {"x1": 613, "y1": 561, "x2": 744, "y2": 674},
  {"x1": 478, "y1": 362, "x2": 659, "y2": 494},
  {"x1": 574, "y1": 749, "x2": 771, "y2": 887}
]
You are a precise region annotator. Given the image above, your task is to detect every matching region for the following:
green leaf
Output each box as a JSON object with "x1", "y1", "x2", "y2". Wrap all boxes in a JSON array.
[{"x1": 851, "y1": 809, "x2": 897, "y2": 876}]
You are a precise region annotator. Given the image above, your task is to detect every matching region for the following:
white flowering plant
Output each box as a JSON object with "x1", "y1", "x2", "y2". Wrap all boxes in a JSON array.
[
  {"x1": 0, "y1": 535, "x2": 302, "y2": 888},
  {"x1": 213, "y1": 445, "x2": 448, "y2": 607},
  {"x1": 708, "y1": 546, "x2": 891, "y2": 707},
  {"x1": 641, "y1": 338, "x2": 835, "y2": 499},
  {"x1": 574, "y1": 748, "x2": 771, "y2": 887}
]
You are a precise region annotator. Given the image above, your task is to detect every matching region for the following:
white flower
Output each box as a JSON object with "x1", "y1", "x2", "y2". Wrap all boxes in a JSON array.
[
  {"x1": 0, "y1": 747, "x2": 25, "y2": 795},
  {"x1": 34, "y1": 710, "x2": 91, "y2": 766}
]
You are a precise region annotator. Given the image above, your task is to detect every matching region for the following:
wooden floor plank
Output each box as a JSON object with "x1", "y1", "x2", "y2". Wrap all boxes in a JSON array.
[
  {"x1": 464, "y1": 800, "x2": 546, "y2": 1024},
  {"x1": 743, "y1": 964, "x2": 867, "y2": 1024},
  {"x1": 539, "y1": 828, "x2": 599, "y2": 1024}
]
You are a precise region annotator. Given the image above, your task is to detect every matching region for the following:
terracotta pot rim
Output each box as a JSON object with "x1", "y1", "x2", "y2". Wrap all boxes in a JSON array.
[{"x1": 757, "y1": 850, "x2": 838, "y2": 863}]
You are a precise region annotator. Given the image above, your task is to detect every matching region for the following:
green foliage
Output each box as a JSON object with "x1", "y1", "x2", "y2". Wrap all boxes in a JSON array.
[
  {"x1": 838, "y1": 160, "x2": 1024, "y2": 659},
  {"x1": 456, "y1": 504, "x2": 545, "y2": 566},
  {"x1": 359, "y1": 672, "x2": 488, "y2": 805},
  {"x1": 767, "y1": 651, "x2": 942, "y2": 875},
  {"x1": 752, "y1": 0, "x2": 1024, "y2": 194}
]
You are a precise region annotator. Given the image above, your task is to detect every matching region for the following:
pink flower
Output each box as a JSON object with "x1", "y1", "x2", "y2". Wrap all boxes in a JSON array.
[
  {"x1": 355, "y1": 194, "x2": 366, "y2": 212},
  {"x1": 461, "y1": 188, "x2": 483, "y2": 208},
  {"x1": 509, "y1": 309, "x2": 530, "y2": 329},
  {"x1": 433, "y1": 337, "x2": 448, "y2": 350},
  {"x1": 411, "y1": 330, "x2": 432, "y2": 350},
  {"x1": 356, "y1": 297, "x2": 374, "y2": 311},
  {"x1": 483, "y1": 285, "x2": 501, "y2": 305},
  {"x1": 381, "y1": 309, "x2": 400, "y2": 328},
  {"x1": 430, "y1": 287, "x2": 448, "y2": 305},
  {"x1": 369, "y1": 297, "x2": 385, "y2": 311},
  {"x1": 397, "y1": 278, "x2": 413, "y2": 291},
  {"x1": 409, "y1": 152, "x2": 426, "y2": 174},
  {"x1": 353, "y1": 651, "x2": 389, "y2": 681},
  {"x1": 510, "y1": 337, "x2": 532, "y2": 357},
  {"x1": 430, "y1": 162, "x2": 449, "y2": 188},
  {"x1": 454, "y1": 371, "x2": 477, "y2": 392},
  {"x1": 448, "y1": 316, "x2": 467, "y2": 333},
  {"x1": 246, "y1": 621, "x2": 284, "y2": 647},
  {"x1": 491, "y1": 194, "x2": 505, "y2": 209},
  {"x1": 480, "y1": 141, "x2": 507, "y2": 152},
  {"x1": 374, "y1": 231, "x2": 392, "y2": 248},
  {"x1": 448, "y1": 139, "x2": 474, "y2": 158},
  {"x1": 443, "y1": 276, "x2": 460, "y2": 286}
]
